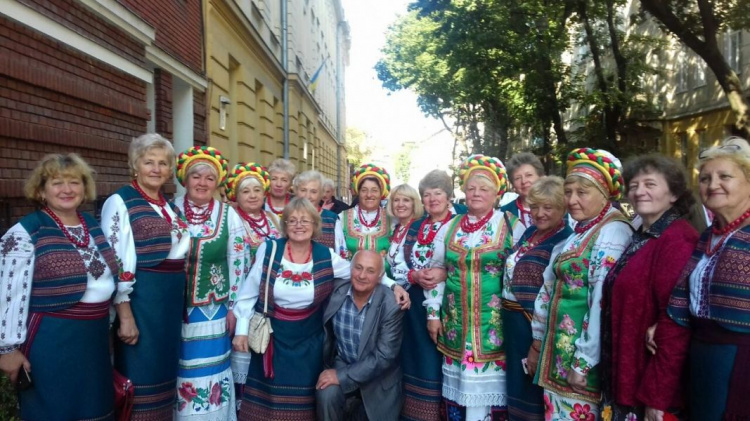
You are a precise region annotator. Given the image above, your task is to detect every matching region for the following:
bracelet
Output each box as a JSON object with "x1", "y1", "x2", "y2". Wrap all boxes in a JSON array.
[
  {"x1": 531, "y1": 342, "x2": 541, "y2": 352},
  {"x1": 407, "y1": 270, "x2": 416, "y2": 285}
]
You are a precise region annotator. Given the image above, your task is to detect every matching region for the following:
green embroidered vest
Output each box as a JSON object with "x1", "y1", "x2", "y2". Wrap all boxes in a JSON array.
[
  {"x1": 185, "y1": 202, "x2": 230, "y2": 307},
  {"x1": 341, "y1": 208, "x2": 392, "y2": 261},
  {"x1": 437, "y1": 211, "x2": 516, "y2": 363},
  {"x1": 536, "y1": 211, "x2": 628, "y2": 403}
]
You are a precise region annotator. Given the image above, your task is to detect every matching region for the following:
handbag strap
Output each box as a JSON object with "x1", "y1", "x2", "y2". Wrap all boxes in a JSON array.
[{"x1": 262, "y1": 240, "x2": 277, "y2": 316}]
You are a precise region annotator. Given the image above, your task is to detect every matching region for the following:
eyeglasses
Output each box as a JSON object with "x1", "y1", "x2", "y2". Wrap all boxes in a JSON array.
[
  {"x1": 699, "y1": 144, "x2": 741, "y2": 159},
  {"x1": 286, "y1": 219, "x2": 313, "y2": 227}
]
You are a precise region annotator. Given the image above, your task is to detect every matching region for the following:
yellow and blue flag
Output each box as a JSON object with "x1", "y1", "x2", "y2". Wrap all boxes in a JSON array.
[{"x1": 309, "y1": 60, "x2": 326, "y2": 93}]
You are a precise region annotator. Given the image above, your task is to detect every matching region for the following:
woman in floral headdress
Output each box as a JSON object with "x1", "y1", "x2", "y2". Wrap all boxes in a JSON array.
[
  {"x1": 340, "y1": 163, "x2": 394, "y2": 260},
  {"x1": 529, "y1": 148, "x2": 633, "y2": 420},
  {"x1": 101, "y1": 134, "x2": 189, "y2": 420},
  {"x1": 225, "y1": 162, "x2": 281, "y2": 401},
  {"x1": 435, "y1": 154, "x2": 525, "y2": 420},
  {"x1": 174, "y1": 146, "x2": 249, "y2": 421}
]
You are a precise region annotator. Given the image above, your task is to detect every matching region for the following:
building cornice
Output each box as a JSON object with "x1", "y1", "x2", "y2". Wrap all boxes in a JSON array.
[
  {"x1": 78, "y1": 0, "x2": 156, "y2": 45},
  {"x1": 146, "y1": 45, "x2": 207, "y2": 91}
]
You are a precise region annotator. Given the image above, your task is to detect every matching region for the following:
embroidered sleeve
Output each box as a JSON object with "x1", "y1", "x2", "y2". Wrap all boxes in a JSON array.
[
  {"x1": 100, "y1": 195, "x2": 137, "y2": 304},
  {"x1": 423, "y1": 223, "x2": 449, "y2": 319},
  {"x1": 233, "y1": 242, "x2": 265, "y2": 336},
  {"x1": 572, "y1": 221, "x2": 632, "y2": 375},
  {"x1": 0, "y1": 224, "x2": 35, "y2": 352},
  {"x1": 531, "y1": 242, "x2": 566, "y2": 340},
  {"x1": 227, "y1": 206, "x2": 250, "y2": 310},
  {"x1": 334, "y1": 219, "x2": 347, "y2": 258}
]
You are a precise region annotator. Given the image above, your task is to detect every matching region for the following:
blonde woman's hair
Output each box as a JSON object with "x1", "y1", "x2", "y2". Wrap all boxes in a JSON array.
[{"x1": 25, "y1": 153, "x2": 97, "y2": 206}]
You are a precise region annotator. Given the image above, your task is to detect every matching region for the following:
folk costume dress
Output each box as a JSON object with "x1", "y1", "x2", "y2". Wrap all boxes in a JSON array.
[
  {"x1": 386, "y1": 208, "x2": 463, "y2": 421},
  {"x1": 437, "y1": 209, "x2": 525, "y2": 421},
  {"x1": 668, "y1": 224, "x2": 750, "y2": 420},
  {"x1": 502, "y1": 223, "x2": 572, "y2": 420},
  {"x1": 230, "y1": 208, "x2": 280, "y2": 387},
  {"x1": 0, "y1": 210, "x2": 117, "y2": 420},
  {"x1": 233, "y1": 239, "x2": 353, "y2": 420},
  {"x1": 101, "y1": 184, "x2": 190, "y2": 420},
  {"x1": 599, "y1": 209, "x2": 696, "y2": 421},
  {"x1": 264, "y1": 194, "x2": 290, "y2": 217},
  {"x1": 319, "y1": 208, "x2": 347, "y2": 257},
  {"x1": 175, "y1": 197, "x2": 249, "y2": 421},
  {"x1": 531, "y1": 207, "x2": 632, "y2": 421},
  {"x1": 501, "y1": 197, "x2": 534, "y2": 229},
  {"x1": 340, "y1": 205, "x2": 393, "y2": 261}
]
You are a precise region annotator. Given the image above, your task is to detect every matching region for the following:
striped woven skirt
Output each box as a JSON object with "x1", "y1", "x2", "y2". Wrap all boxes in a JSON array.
[
  {"x1": 19, "y1": 300, "x2": 114, "y2": 421},
  {"x1": 175, "y1": 303, "x2": 235, "y2": 420},
  {"x1": 401, "y1": 285, "x2": 443, "y2": 420},
  {"x1": 239, "y1": 305, "x2": 324, "y2": 421},
  {"x1": 502, "y1": 300, "x2": 544, "y2": 420},
  {"x1": 114, "y1": 259, "x2": 185, "y2": 421}
]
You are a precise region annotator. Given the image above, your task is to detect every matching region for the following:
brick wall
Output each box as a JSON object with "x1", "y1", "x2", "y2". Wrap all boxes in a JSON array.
[
  {"x1": 121, "y1": 0, "x2": 204, "y2": 74},
  {"x1": 0, "y1": 15, "x2": 148, "y2": 230}
]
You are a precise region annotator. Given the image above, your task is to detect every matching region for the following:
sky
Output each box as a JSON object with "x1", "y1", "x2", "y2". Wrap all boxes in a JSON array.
[{"x1": 340, "y1": 0, "x2": 455, "y2": 185}]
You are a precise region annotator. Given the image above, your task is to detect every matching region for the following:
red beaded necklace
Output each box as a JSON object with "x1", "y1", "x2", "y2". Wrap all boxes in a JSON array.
[
  {"x1": 706, "y1": 208, "x2": 750, "y2": 256},
  {"x1": 287, "y1": 243, "x2": 312, "y2": 263},
  {"x1": 417, "y1": 213, "x2": 452, "y2": 245},
  {"x1": 516, "y1": 197, "x2": 532, "y2": 224},
  {"x1": 391, "y1": 219, "x2": 413, "y2": 244},
  {"x1": 132, "y1": 180, "x2": 172, "y2": 224},
  {"x1": 574, "y1": 203, "x2": 611, "y2": 234},
  {"x1": 460, "y1": 210, "x2": 494, "y2": 234},
  {"x1": 358, "y1": 206, "x2": 382, "y2": 228},
  {"x1": 267, "y1": 194, "x2": 289, "y2": 216},
  {"x1": 237, "y1": 207, "x2": 270, "y2": 237},
  {"x1": 183, "y1": 196, "x2": 214, "y2": 225},
  {"x1": 517, "y1": 222, "x2": 565, "y2": 257},
  {"x1": 44, "y1": 207, "x2": 89, "y2": 248}
]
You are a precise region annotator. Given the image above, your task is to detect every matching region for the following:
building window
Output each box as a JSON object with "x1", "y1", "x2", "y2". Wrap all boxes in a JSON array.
[
  {"x1": 725, "y1": 29, "x2": 742, "y2": 74},
  {"x1": 697, "y1": 129, "x2": 711, "y2": 153},
  {"x1": 677, "y1": 49, "x2": 688, "y2": 93},
  {"x1": 694, "y1": 57, "x2": 706, "y2": 87}
]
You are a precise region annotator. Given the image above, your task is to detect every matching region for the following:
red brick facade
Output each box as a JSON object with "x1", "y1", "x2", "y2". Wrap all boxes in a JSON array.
[
  {"x1": 121, "y1": 0, "x2": 204, "y2": 73},
  {"x1": 0, "y1": 1, "x2": 205, "y2": 231}
]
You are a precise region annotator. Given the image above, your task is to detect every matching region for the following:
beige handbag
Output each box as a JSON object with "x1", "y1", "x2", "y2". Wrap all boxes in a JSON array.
[{"x1": 248, "y1": 240, "x2": 276, "y2": 354}]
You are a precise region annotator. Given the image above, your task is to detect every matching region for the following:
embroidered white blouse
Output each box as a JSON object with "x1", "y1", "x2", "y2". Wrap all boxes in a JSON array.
[
  {"x1": 175, "y1": 196, "x2": 250, "y2": 308},
  {"x1": 0, "y1": 223, "x2": 115, "y2": 353},
  {"x1": 100, "y1": 194, "x2": 190, "y2": 304}
]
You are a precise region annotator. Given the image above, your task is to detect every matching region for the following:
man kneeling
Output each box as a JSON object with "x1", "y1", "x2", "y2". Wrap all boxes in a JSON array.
[{"x1": 316, "y1": 250, "x2": 404, "y2": 420}]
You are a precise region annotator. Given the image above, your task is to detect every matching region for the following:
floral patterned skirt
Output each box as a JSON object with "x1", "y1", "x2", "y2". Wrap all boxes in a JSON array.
[
  {"x1": 442, "y1": 342, "x2": 508, "y2": 420},
  {"x1": 543, "y1": 389, "x2": 599, "y2": 421},
  {"x1": 176, "y1": 303, "x2": 235, "y2": 420}
]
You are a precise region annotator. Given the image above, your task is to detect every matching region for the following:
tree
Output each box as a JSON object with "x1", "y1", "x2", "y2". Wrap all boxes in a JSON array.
[
  {"x1": 345, "y1": 127, "x2": 373, "y2": 168},
  {"x1": 394, "y1": 142, "x2": 417, "y2": 183},
  {"x1": 640, "y1": 0, "x2": 750, "y2": 137}
]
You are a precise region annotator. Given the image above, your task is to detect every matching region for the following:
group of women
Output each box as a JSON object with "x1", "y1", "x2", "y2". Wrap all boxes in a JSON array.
[{"x1": 1, "y1": 133, "x2": 749, "y2": 421}]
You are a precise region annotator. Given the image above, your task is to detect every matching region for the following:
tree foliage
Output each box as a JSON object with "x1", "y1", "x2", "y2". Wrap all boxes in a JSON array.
[
  {"x1": 345, "y1": 127, "x2": 373, "y2": 169},
  {"x1": 394, "y1": 142, "x2": 417, "y2": 183},
  {"x1": 640, "y1": 0, "x2": 750, "y2": 138},
  {"x1": 377, "y1": 0, "x2": 665, "y2": 164}
]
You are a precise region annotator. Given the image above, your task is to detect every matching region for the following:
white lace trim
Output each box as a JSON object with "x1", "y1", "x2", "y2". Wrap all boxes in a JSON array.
[{"x1": 441, "y1": 385, "x2": 507, "y2": 407}]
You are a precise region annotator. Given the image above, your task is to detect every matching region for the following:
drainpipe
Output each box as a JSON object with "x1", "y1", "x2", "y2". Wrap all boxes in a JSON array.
[
  {"x1": 335, "y1": 21, "x2": 342, "y2": 196},
  {"x1": 282, "y1": 0, "x2": 289, "y2": 159}
]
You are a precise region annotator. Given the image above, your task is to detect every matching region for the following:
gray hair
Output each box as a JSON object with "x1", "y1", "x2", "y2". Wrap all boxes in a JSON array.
[
  {"x1": 128, "y1": 133, "x2": 176, "y2": 177},
  {"x1": 293, "y1": 170, "x2": 324, "y2": 190},
  {"x1": 506, "y1": 152, "x2": 544, "y2": 180},
  {"x1": 351, "y1": 249, "x2": 386, "y2": 277},
  {"x1": 186, "y1": 161, "x2": 218, "y2": 179},
  {"x1": 238, "y1": 175, "x2": 263, "y2": 191},
  {"x1": 418, "y1": 169, "x2": 453, "y2": 198},
  {"x1": 268, "y1": 158, "x2": 297, "y2": 178},
  {"x1": 279, "y1": 196, "x2": 323, "y2": 239},
  {"x1": 322, "y1": 177, "x2": 335, "y2": 191},
  {"x1": 698, "y1": 136, "x2": 750, "y2": 181}
]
